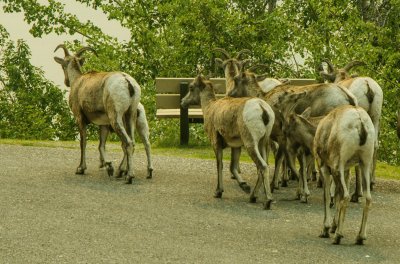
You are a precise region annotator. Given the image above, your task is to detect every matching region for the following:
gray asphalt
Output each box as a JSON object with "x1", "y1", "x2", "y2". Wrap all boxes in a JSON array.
[{"x1": 0, "y1": 143, "x2": 399, "y2": 263}]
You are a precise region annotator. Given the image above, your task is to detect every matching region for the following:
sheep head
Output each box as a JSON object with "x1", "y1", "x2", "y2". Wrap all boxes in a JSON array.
[
  {"x1": 54, "y1": 44, "x2": 98, "y2": 87},
  {"x1": 213, "y1": 48, "x2": 252, "y2": 79},
  {"x1": 181, "y1": 75, "x2": 210, "y2": 108},
  {"x1": 319, "y1": 59, "x2": 365, "y2": 83}
]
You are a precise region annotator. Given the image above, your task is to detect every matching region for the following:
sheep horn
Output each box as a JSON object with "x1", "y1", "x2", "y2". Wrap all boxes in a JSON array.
[
  {"x1": 319, "y1": 71, "x2": 336, "y2": 82},
  {"x1": 54, "y1": 44, "x2": 70, "y2": 56},
  {"x1": 235, "y1": 49, "x2": 252, "y2": 60},
  {"x1": 212, "y1": 48, "x2": 231, "y2": 60},
  {"x1": 343, "y1": 60, "x2": 365, "y2": 72},
  {"x1": 248, "y1": 64, "x2": 269, "y2": 73},
  {"x1": 321, "y1": 59, "x2": 335, "y2": 73},
  {"x1": 239, "y1": 59, "x2": 252, "y2": 72},
  {"x1": 75, "y1": 46, "x2": 98, "y2": 57}
]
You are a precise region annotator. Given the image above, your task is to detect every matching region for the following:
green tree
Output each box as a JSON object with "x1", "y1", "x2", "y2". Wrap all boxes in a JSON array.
[
  {"x1": 1, "y1": 0, "x2": 400, "y2": 163},
  {"x1": 0, "y1": 25, "x2": 75, "y2": 140}
]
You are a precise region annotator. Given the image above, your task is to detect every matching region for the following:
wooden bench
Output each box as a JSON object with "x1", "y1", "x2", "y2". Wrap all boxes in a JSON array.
[{"x1": 155, "y1": 77, "x2": 317, "y2": 145}]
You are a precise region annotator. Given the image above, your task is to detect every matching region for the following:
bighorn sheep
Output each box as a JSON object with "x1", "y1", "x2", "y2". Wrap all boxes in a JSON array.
[
  {"x1": 181, "y1": 75, "x2": 275, "y2": 209},
  {"x1": 314, "y1": 105, "x2": 375, "y2": 245},
  {"x1": 320, "y1": 60, "x2": 383, "y2": 189},
  {"x1": 54, "y1": 44, "x2": 145, "y2": 184},
  {"x1": 213, "y1": 48, "x2": 252, "y2": 191},
  {"x1": 213, "y1": 48, "x2": 251, "y2": 94},
  {"x1": 98, "y1": 102, "x2": 153, "y2": 179},
  {"x1": 230, "y1": 69, "x2": 358, "y2": 202}
]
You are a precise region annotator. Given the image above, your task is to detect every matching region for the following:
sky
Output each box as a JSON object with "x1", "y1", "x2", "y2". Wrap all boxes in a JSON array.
[{"x1": 0, "y1": 0, "x2": 130, "y2": 87}]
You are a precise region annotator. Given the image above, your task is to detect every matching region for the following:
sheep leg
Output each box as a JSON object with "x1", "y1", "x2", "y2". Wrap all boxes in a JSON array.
[
  {"x1": 76, "y1": 122, "x2": 88, "y2": 175},
  {"x1": 230, "y1": 148, "x2": 242, "y2": 179},
  {"x1": 248, "y1": 142, "x2": 272, "y2": 209},
  {"x1": 330, "y1": 175, "x2": 341, "y2": 234},
  {"x1": 98, "y1": 125, "x2": 110, "y2": 168},
  {"x1": 230, "y1": 147, "x2": 250, "y2": 193},
  {"x1": 260, "y1": 140, "x2": 273, "y2": 209},
  {"x1": 370, "y1": 147, "x2": 377, "y2": 190},
  {"x1": 333, "y1": 167, "x2": 350, "y2": 245},
  {"x1": 300, "y1": 153, "x2": 310, "y2": 203},
  {"x1": 329, "y1": 180, "x2": 335, "y2": 208},
  {"x1": 112, "y1": 115, "x2": 135, "y2": 184},
  {"x1": 285, "y1": 149, "x2": 302, "y2": 200},
  {"x1": 281, "y1": 159, "x2": 289, "y2": 187},
  {"x1": 351, "y1": 166, "x2": 363, "y2": 203},
  {"x1": 116, "y1": 142, "x2": 128, "y2": 178},
  {"x1": 308, "y1": 156, "x2": 317, "y2": 181},
  {"x1": 356, "y1": 163, "x2": 372, "y2": 245},
  {"x1": 319, "y1": 165, "x2": 331, "y2": 238},
  {"x1": 213, "y1": 145, "x2": 224, "y2": 198},
  {"x1": 271, "y1": 145, "x2": 284, "y2": 192},
  {"x1": 136, "y1": 108, "x2": 153, "y2": 179}
]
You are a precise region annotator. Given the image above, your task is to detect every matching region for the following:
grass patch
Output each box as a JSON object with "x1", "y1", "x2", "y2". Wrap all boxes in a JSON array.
[{"x1": 1, "y1": 139, "x2": 399, "y2": 181}]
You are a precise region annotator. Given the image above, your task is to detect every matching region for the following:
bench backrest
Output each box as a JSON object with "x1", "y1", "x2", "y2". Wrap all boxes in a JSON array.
[
  {"x1": 155, "y1": 78, "x2": 226, "y2": 109},
  {"x1": 155, "y1": 77, "x2": 318, "y2": 109}
]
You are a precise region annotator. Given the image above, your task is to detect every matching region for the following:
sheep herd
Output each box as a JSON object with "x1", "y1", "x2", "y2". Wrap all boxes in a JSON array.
[{"x1": 54, "y1": 45, "x2": 383, "y2": 246}]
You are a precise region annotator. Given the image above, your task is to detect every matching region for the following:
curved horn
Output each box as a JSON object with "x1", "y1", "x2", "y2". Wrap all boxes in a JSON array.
[
  {"x1": 321, "y1": 59, "x2": 335, "y2": 73},
  {"x1": 54, "y1": 44, "x2": 70, "y2": 56},
  {"x1": 248, "y1": 64, "x2": 269, "y2": 73},
  {"x1": 75, "y1": 46, "x2": 98, "y2": 57},
  {"x1": 235, "y1": 49, "x2": 252, "y2": 60},
  {"x1": 239, "y1": 59, "x2": 252, "y2": 72},
  {"x1": 319, "y1": 71, "x2": 336, "y2": 82},
  {"x1": 212, "y1": 48, "x2": 231, "y2": 60},
  {"x1": 343, "y1": 60, "x2": 365, "y2": 72}
]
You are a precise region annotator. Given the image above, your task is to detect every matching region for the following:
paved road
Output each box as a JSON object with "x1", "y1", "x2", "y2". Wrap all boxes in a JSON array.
[{"x1": 0, "y1": 144, "x2": 399, "y2": 263}]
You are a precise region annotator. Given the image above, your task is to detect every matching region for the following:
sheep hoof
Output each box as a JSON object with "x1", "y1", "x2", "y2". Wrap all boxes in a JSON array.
[
  {"x1": 105, "y1": 162, "x2": 114, "y2": 177},
  {"x1": 249, "y1": 196, "x2": 257, "y2": 203},
  {"x1": 230, "y1": 174, "x2": 236, "y2": 179},
  {"x1": 355, "y1": 236, "x2": 366, "y2": 245},
  {"x1": 333, "y1": 234, "x2": 343, "y2": 245},
  {"x1": 330, "y1": 226, "x2": 337, "y2": 234},
  {"x1": 263, "y1": 199, "x2": 273, "y2": 210},
  {"x1": 239, "y1": 182, "x2": 251, "y2": 193},
  {"x1": 75, "y1": 167, "x2": 85, "y2": 175},
  {"x1": 350, "y1": 193, "x2": 359, "y2": 203},
  {"x1": 300, "y1": 194, "x2": 309, "y2": 203},
  {"x1": 319, "y1": 228, "x2": 330, "y2": 238},
  {"x1": 146, "y1": 168, "x2": 153, "y2": 179},
  {"x1": 124, "y1": 175, "x2": 134, "y2": 184},
  {"x1": 214, "y1": 190, "x2": 223, "y2": 198}
]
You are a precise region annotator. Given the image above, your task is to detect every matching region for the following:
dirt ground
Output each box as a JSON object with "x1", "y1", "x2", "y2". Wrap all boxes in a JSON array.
[{"x1": 1, "y1": 143, "x2": 400, "y2": 264}]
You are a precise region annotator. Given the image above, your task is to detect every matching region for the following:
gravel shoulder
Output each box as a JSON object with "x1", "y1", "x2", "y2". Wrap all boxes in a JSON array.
[{"x1": 1, "y1": 144, "x2": 399, "y2": 264}]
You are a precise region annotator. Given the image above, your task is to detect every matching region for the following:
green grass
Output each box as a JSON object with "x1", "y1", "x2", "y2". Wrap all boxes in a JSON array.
[{"x1": 1, "y1": 139, "x2": 399, "y2": 181}]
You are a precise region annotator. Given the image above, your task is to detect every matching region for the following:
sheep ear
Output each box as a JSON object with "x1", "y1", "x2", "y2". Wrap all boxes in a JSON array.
[
  {"x1": 215, "y1": 58, "x2": 224, "y2": 68},
  {"x1": 301, "y1": 107, "x2": 312, "y2": 119},
  {"x1": 79, "y1": 57, "x2": 86, "y2": 66},
  {"x1": 54, "y1": 57, "x2": 67, "y2": 66}
]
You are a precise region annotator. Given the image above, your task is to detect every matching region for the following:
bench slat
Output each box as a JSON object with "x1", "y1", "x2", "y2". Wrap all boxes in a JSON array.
[
  {"x1": 156, "y1": 78, "x2": 226, "y2": 94},
  {"x1": 156, "y1": 109, "x2": 203, "y2": 119},
  {"x1": 156, "y1": 94, "x2": 224, "y2": 109}
]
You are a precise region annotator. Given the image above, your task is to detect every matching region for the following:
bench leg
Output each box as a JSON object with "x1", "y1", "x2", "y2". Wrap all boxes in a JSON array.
[{"x1": 180, "y1": 82, "x2": 189, "y2": 145}]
